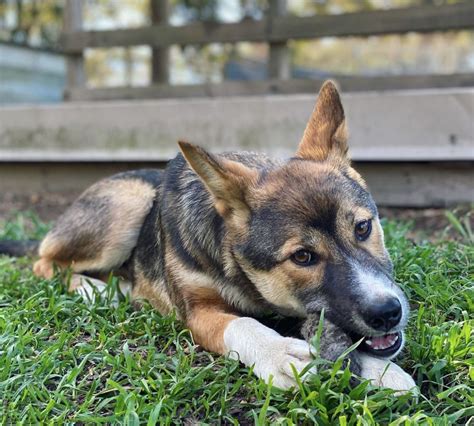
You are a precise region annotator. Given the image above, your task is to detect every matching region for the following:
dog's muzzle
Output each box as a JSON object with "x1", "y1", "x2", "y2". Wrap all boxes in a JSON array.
[
  {"x1": 353, "y1": 296, "x2": 405, "y2": 358},
  {"x1": 364, "y1": 297, "x2": 402, "y2": 332}
]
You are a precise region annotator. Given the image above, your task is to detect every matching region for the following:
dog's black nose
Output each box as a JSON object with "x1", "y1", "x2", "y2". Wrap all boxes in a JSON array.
[{"x1": 366, "y1": 298, "x2": 402, "y2": 331}]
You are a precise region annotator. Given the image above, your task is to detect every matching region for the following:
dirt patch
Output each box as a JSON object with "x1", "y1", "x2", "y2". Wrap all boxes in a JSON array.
[
  {"x1": 379, "y1": 206, "x2": 472, "y2": 241},
  {"x1": 0, "y1": 191, "x2": 80, "y2": 222}
]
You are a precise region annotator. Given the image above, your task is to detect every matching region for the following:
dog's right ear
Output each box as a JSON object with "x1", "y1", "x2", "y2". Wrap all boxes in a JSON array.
[
  {"x1": 296, "y1": 80, "x2": 349, "y2": 164},
  {"x1": 178, "y1": 141, "x2": 258, "y2": 222}
]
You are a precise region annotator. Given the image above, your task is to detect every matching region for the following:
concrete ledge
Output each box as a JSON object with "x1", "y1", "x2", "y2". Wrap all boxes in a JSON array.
[{"x1": 1, "y1": 89, "x2": 473, "y2": 162}]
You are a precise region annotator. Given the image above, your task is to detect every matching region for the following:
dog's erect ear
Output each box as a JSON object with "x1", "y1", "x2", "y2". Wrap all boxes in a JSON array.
[
  {"x1": 178, "y1": 141, "x2": 257, "y2": 221},
  {"x1": 296, "y1": 81, "x2": 349, "y2": 163}
]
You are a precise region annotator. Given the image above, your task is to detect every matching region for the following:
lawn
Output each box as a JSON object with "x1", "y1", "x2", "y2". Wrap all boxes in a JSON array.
[{"x1": 0, "y1": 212, "x2": 472, "y2": 425}]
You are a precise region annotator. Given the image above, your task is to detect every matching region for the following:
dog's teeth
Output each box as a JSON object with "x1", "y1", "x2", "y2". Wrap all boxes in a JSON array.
[{"x1": 365, "y1": 333, "x2": 401, "y2": 351}]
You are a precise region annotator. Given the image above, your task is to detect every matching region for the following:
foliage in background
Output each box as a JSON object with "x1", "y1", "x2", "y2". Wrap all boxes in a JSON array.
[
  {"x1": 0, "y1": 0, "x2": 63, "y2": 49},
  {"x1": 0, "y1": 212, "x2": 472, "y2": 423},
  {"x1": 299, "y1": 0, "x2": 466, "y2": 14},
  {"x1": 1, "y1": 0, "x2": 473, "y2": 86}
]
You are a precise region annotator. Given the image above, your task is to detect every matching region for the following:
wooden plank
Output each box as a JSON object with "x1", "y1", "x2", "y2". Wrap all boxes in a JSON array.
[
  {"x1": 63, "y1": 0, "x2": 85, "y2": 92},
  {"x1": 0, "y1": 161, "x2": 471, "y2": 207},
  {"x1": 268, "y1": 0, "x2": 290, "y2": 80},
  {"x1": 64, "y1": 74, "x2": 474, "y2": 101},
  {"x1": 60, "y1": 3, "x2": 474, "y2": 52},
  {"x1": 1, "y1": 89, "x2": 472, "y2": 162},
  {"x1": 150, "y1": 0, "x2": 169, "y2": 84}
]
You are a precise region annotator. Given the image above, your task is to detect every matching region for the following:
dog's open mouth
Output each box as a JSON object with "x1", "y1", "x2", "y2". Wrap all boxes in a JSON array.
[{"x1": 354, "y1": 331, "x2": 403, "y2": 357}]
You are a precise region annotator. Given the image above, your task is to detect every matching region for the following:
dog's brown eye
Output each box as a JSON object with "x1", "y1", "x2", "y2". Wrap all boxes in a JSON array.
[
  {"x1": 291, "y1": 250, "x2": 318, "y2": 266},
  {"x1": 355, "y1": 219, "x2": 372, "y2": 241}
]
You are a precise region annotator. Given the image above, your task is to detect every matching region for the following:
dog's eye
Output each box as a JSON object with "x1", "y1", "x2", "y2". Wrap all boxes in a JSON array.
[
  {"x1": 355, "y1": 219, "x2": 372, "y2": 241},
  {"x1": 291, "y1": 250, "x2": 318, "y2": 266}
]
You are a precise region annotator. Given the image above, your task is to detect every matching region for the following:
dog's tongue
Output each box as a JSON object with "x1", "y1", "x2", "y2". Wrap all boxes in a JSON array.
[{"x1": 365, "y1": 333, "x2": 398, "y2": 350}]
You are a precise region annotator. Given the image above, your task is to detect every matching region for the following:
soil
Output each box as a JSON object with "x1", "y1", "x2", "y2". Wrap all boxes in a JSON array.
[{"x1": 0, "y1": 191, "x2": 79, "y2": 222}]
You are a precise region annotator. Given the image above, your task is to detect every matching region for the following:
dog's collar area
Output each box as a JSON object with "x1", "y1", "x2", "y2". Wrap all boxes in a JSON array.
[{"x1": 354, "y1": 331, "x2": 403, "y2": 358}]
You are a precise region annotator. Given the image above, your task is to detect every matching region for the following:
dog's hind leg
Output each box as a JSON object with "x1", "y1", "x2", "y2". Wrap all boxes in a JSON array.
[{"x1": 33, "y1": 171, "x2": 160, "y2": 280}]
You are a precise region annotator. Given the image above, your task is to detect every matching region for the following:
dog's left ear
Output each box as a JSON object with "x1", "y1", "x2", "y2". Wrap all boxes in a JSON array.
[
  {"x1": 178, "y1": 141, "x2": 257, "y2": 222},
  {"x1": 296, "y1": 80, "x2": 349, "y2": 163}
]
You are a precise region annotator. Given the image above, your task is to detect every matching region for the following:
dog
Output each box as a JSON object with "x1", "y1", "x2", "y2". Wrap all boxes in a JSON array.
[{"x1": 1, "y1": 81, "x2": 415, "y2": 391}]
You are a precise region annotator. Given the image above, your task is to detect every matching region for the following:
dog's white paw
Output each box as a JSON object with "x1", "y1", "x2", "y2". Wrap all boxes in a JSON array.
[
  {"x1": 69, "y1": 274, "x2": 108, "y2": 303},
  {"x1": 68, "y1": 274, "x2": 131, "y2": 306},
  {"x1": 255, "y1": 336, "x2": 314, "y2": 389},
  {"x1": 224, "y1": 317, "x2": 314, "y2": 389},
  {"x1": 359, "y1": 353, "x2": 416, "y2": 393}
]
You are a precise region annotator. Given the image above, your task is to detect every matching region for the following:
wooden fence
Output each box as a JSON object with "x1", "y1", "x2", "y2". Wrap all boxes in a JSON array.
[{"x1": 61, "y1": 0, "x2": 474, "y2": 101}]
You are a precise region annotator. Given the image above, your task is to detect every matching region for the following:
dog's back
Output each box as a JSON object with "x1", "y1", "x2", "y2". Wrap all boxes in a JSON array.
[{"x1": 30, "y1": 151, "x2": 280, "y2": 318}]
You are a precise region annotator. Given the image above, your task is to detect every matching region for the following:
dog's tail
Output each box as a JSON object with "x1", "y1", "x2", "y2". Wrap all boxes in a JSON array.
[{"x1": 0, "y1": 240, "x2": 39, "y2": 257}]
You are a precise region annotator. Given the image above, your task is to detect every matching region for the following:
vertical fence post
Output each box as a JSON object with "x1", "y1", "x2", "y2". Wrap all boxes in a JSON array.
[
  {"x1": 150, "y1": 0, "x2": 170, "y2": 84},
  {"x1": 268, "y1": 0, "x2": 290, "y2": 80},
  {"x1": 63, "y1": 0, "x2": 85, "y2": 98}
]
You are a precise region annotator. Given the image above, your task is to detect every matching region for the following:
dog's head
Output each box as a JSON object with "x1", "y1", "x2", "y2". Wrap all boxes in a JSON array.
[{"x1": 179, "y1": 81, "x2": 408, "y2": 359}]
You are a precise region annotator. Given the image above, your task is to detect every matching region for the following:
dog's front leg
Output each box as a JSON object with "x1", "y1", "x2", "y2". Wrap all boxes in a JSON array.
[
  {"x1": 223, "y1": 317, "x2": 314, "y2": 389},
  {"x1": 186, "y1": 301, "x2": 313, "y2": 388},
  {"x1": 358, "y1": 352, "x2": 416, "y2": 392}
]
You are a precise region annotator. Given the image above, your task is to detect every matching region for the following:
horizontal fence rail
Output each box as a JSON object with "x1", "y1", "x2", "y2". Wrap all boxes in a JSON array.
[
  {"x1": 61, "y1": 2, "x2": 474, "y2": 52},
  {"x1": 65, "y1": 73, "x2": 474, "y2": 102}
]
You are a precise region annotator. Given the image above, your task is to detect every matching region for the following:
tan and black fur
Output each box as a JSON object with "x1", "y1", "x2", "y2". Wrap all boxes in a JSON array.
[{"x1": 1, "y1": 82, "x2": 416, "y2": 391}]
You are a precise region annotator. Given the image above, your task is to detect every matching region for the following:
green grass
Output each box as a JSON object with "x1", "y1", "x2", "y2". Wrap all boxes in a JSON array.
[{"x1": 0, "y1": 212, "x2": 472, "y2": 425}]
